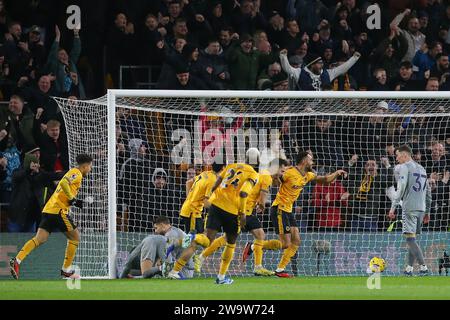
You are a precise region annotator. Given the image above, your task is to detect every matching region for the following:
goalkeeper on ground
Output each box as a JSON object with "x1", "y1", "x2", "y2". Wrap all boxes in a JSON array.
[
  {"x1": 10, "y1": 154, "x2": 93, "y2": 279},
  {"x1": 119, "y1": 216, "x2": 194, "y2": 279}
]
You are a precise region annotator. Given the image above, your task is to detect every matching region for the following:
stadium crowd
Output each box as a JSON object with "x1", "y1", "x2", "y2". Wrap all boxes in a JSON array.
[{"x1": 0, "y1": 0, "x2": 449, "y2": 233}]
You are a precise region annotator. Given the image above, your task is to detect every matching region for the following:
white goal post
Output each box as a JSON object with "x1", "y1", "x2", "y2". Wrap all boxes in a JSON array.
[{"x1": 54, "y1": 90, "x2": 450, "y2": 279}]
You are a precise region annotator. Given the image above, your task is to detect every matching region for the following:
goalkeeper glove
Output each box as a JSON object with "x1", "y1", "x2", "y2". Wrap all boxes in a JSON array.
[{"x1": 69, "y1": 198, "x2": 83, "y2": 209}]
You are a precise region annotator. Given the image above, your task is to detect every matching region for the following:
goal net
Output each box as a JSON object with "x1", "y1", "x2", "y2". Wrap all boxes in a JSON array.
[{"x1": 54, "y1": 91, "x2": 450, "y2": 279}]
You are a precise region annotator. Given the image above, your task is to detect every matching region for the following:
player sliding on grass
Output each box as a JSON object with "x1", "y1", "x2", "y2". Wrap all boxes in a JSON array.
[
  {"x1": 119, "y1": 216, "x2": 194, "y2": 279},
  {"x1": 196, "y1": 153, "x2": 289, "y2": 276},
  {"x1": 10, "y1": 154, "x2": 93, "y2": 279},
  {"x1": 169, "y1": 157, "x2": 259, "y2": 284},
  {"x1": 270, "y1": 151, "x2": 347, "y2": 277},
  {"x1": 388, "y1": 144, "x2": 431, "y2": 276}
]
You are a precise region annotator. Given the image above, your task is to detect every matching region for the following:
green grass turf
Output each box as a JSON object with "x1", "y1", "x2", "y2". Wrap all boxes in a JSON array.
[{"x1": 1, "y1": 277, "x2": 450, "y2": 300}]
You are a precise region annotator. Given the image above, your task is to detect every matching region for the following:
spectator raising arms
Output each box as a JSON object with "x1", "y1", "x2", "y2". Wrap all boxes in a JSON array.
[
  {"x1": 279, "y1": 48, "x2": 360, "y2": 91},
  {"x1": 46, "y1": 26, "x2": 85, "y2": 98}
]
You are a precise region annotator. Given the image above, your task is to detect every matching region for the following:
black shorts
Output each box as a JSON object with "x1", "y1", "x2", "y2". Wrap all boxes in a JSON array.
[
  {"x1": 270, "y1": 206, "x2": 296, "y2": 235},
  {"x1": 205, "y1": 205, "x2": 239, "y2": 235},
  {"x1": 39, "y1": 212, "x2": 77, "y2": 233},
  {"x1": 242, "y1": 214, "x2": 262, "y2": 233},
  {"x1": 181, "y1": 215, "x2": 204, "y2": 234}
]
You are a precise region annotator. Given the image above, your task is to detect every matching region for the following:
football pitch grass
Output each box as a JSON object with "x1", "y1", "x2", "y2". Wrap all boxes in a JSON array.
[{"x1": 1, "y1": 276, "x2": 450, "y2": 300}]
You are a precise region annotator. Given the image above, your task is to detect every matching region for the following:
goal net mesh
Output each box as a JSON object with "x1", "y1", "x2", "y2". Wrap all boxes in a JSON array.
[{"x1": 54, "y1": 94, "x2": 450, "y2": 278}]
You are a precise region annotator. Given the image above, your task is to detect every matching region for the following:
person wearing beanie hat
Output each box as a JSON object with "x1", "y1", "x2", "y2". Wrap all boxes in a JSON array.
[
  {"x1": 118, "y1": 138, "x2": 152, "y2": 232},
  {"x1": 167, "y1": 60, "x2": 209, "y2": 90},
  {"x1": 271, "y1": 71, "x2": 289, "y2": 90},
  {"x1": 288, "y1": 55, "x2": 303, "y2": 68},
  {"x1": 26, "y1": 24, "x2": 46, "y2": 75},
  {"x1": 182, "y1": 43, "x2": 199, "y2": 61},
  {"x1": 257, "y1": 62, "x2": 281, "y2": 90},
  {"x1": 145, "y1": 167, "x2": 181, "y2": 234},
  {"x1": 227, "y1": 31, "x2": 272, "y2": 90},
  {"x1": 389, "y1": 60, "x2": 424, "y2": 91},
  {"x1": 279, "y1": 48, "x2": 360, "y2": 91},
  {"x1": 197, "y1": 38, "x2": 230, "y2": 90}
]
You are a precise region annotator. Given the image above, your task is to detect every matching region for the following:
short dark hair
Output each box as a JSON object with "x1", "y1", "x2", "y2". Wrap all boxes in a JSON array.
[
  {"x1": 436, "y1": 52, "x2": 449, "y2": 60},
  {"x1": 76, "y1": 153, "x2": 93, "y2": 165},
  {"x1": 400, "y1": 61, "x2": 413, "y2": 69},
  {"x1": 296, "y1": 151, "x2": 310, "y2": 165},
  {"x1": 174, "y1": 17, "x2": 187, "y2": 26},
  {"x1": 212, "y1": 162, "x2": 225, "y2": 173},
  {"x1": 395, "y1": 144, "x2": 412, "y2": 155},
  {"x1": 427, "y1": 76, "x2": 440, "y2": 83},
  {"x1": 154, "y1": 216, "x2": 170, "y2": 225},
  {"x1": 10, "y1": 94, "x2": 24, "y2": 103},
  {"x1": 219, "y1": 26, "x2": 233, "y2": 34},
  {"x1": 207, "y1": 38, "x2": 220, "y2": 45}
]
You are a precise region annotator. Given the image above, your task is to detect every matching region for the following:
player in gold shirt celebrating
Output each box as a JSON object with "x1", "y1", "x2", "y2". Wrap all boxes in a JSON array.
[
  {"x1": 169, "y1": 156, "x2": 259, "y2": 284},
  {"x1": 180, "y1": 164, "x2": 224, "y2": 234},
  {"x1": 10, "y1": 154, "x2": 93, "y2": 279},
  {"x1": 196, "y1": 153, "x2": 289, "y2": 277},
  {"x1": 271, "y1": 151, "x2": 347, "y2": 277}
]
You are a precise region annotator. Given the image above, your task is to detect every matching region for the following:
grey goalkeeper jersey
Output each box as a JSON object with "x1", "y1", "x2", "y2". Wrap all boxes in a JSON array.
[
  {"x1": 391, "y1": 160, "x2": 432, "y2": 213},
  {"x1": 165, "y1": 226, "x2": 186, "y2": 259},
  {"x1": 165, "y1": 227, "x2": 194, "y2": 269}
]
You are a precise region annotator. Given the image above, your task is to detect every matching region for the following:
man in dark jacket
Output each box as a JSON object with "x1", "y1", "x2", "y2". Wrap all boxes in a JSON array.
[
  {"x1": 389, "y1": 61, "x2": 425, "y2": 91},
  {"x1": 118, "y1": 138, "x2": 152, "y2": 232},
  {"x1": 167, "y1": 62, "x2": 208, "y2": 90},
  {"x1": 106, "y1": 13, "x2": 137, "y2": 89},
  {"x1": 226, "y1": 34, "x2": 275, "y2": 90},
  {"x1": 197, "y1": 38, "x2": 230, "y2": 90},
  {"x1": 19, "y1": 75, "x2": 59, "y2": 124},
  {"x1": 144, "y1": 167, "x2": 181, "y2": 229},
  {"x1": 7, "y1": 153, "x2": 63, "y2": 232},
  {"x1": 0, "y1": 94, "x2": 36, "y2": 153},
  {"x1": 25, "y1": 25, "x2": 46, "y2": 77},
  {"x1": 38, "y1": 119, "x2": 69, "y2": 173},
  {"x1": 3, "y1": 21, "x2": 30, "y2": 82}
]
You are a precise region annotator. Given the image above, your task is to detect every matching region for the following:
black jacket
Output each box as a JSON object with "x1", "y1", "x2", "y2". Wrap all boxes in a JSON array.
[
  {"x1": 9, "y1": 168, "x2": 63, "y2": 225},
  {"x1": 38, "y1": 133, "x2": 69, "y2": 172}
]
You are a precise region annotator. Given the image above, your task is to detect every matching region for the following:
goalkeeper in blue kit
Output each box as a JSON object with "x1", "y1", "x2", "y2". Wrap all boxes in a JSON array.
[{"x1": 388, "y1": 145, "x2": 432, "y2": 276}]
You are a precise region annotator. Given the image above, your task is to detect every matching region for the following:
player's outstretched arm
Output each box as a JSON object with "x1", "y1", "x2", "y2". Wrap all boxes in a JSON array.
[{"x1": 315, "y1": 170, "x2": 347, "y2": 185}]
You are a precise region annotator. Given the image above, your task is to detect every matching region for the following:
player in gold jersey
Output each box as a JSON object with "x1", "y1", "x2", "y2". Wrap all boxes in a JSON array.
[
  {"x1": 196, "y1": 154, "x2": 289, "y2": 277},
  {"x1": 169, "y1": 159, "x2": 258, "y2": 284},
  {"x1": 180, "y1": 165, "x2": 223, "y2": 234},
  {"x1": 9, "y1": 154, "x2": 93, "y2": 279},
  {"x1": 271, "y1": 151, "x2": 347, "y2": 277}
]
